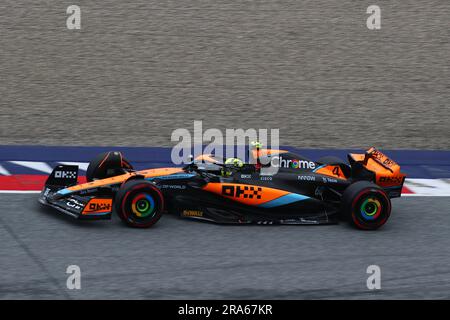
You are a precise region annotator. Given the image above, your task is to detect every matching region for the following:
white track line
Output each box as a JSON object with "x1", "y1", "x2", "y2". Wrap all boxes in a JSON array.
[
  {"x1": 8, "y1": 161, "x2": 53, "y2": 174},
  {"x1": 0, "y1": 190, "x2": 41, "y2": 194},
  {"x1": 0, "y1": 164, "x2": 10, "y2": 176},
  {"x1": 404, "y1": 179, "x2": 450, "y2": 196}
]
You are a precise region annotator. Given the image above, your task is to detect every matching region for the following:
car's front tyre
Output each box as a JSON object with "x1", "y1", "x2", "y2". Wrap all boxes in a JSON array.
[{"x1": 115, "y1": 180, "x2": 164, "y2": 228}]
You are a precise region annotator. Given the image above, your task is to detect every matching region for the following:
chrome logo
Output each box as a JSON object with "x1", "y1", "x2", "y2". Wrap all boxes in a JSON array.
[{"x1": 270, "y1": 156, "x2": 316, "y2": 169}]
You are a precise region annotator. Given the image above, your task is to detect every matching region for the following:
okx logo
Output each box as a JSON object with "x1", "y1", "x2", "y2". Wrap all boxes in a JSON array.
[
  {"x1": 55, "y1": 170, "x2": 77, "y2": 179},
  {"x1": 82, "y1": 198, "x2": 112, "y2": 215},
  {"x1": 222, "y1": 185, "x2": 262, "y2": 199}
]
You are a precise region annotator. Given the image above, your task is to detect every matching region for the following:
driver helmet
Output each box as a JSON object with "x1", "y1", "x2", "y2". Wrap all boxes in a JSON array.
[{"x1": 221, "y1": 157, "x2": 244, "y2": 176}]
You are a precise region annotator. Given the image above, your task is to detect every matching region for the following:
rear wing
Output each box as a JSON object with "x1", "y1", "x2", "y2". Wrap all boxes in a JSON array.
[
  {"x1": 348, "y1": 147, "x2": 406, "y2": 198},
  {"x1": 364, "y1": 147, "x2": 400, "y2": 173}
]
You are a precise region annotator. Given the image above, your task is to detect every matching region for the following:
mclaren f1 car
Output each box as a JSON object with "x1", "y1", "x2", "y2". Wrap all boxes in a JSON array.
[{"x1": 38, "y1": 146, "x2": 406, "y2": 230}]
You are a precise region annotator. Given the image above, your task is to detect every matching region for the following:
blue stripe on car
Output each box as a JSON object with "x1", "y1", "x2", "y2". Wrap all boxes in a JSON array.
[
  {"x1": 146, "y1": 173, "x2": 195, "y2": 181},
  {"x1": 85, "y1": 212, "x2": 110, "y2": 216},
  {"x1": 57, "y1": 188, "x2": 72, "y2": 195},
  {"x1": 313, "y1": 164, "x2": 326, "y2": 172},
  {"x1": 259, "y1": 193, "x2": 309, "y2": 208}
]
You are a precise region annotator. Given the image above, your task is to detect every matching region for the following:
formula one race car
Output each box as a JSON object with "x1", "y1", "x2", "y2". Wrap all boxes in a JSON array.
[{"x1": 39, "y1": 146, "x2": 406, "y2": 230}]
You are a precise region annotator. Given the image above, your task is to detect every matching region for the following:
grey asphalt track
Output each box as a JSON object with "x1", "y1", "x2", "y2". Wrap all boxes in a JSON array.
[
  {"x1": 1, "y1": 1, "x2": 449, "y2": 149},
  {"x1": 1, "y1": 194, "x2": 450, "y2": 299}
]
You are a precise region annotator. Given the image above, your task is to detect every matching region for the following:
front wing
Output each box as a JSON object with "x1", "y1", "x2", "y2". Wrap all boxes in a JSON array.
[{"x1": 39, "y1": 186, "x2": 113, "y2": 220}]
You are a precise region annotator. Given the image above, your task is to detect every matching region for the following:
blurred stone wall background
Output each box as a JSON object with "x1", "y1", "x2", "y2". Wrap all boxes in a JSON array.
[{"x1": 0, "y1": 1, "x2": 448, "y2": 149}]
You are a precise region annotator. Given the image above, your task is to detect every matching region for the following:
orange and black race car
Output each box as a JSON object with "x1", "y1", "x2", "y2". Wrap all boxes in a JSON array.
[{"x1": 39, "y1": 146, "x2": 406, "y2": 230}]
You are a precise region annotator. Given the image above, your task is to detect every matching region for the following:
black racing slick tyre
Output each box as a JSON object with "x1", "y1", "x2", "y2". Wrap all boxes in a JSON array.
[
  {"x1": 341, "y1": 181, "x2": 391, "y2": 230},
  {"x1": 115, "y1": 180, "x2": 164, "y2": 228},
  {"x1": 86, "y1": 151, "x2": 133, "y2": 182}
]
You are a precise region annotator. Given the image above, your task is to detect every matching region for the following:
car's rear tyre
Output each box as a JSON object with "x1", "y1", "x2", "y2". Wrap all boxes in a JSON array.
[
  {"x1": 341, "y1": 181, "x2": 391, "y2": 230},
  {"x1": 115, "y1": 180, "x2": 164, "y2": 228},
  {"x1": 86, "y1": 151, "x2": 133, "y2": 182}
]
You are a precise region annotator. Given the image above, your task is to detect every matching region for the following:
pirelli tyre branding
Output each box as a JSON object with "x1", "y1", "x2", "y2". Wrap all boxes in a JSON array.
[{"x1": 82, "y1": 198, "x2": 113, "y2": 215}]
